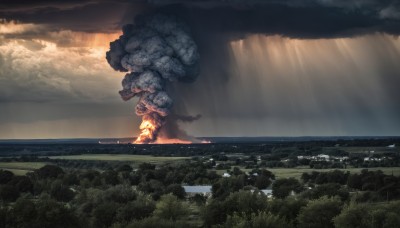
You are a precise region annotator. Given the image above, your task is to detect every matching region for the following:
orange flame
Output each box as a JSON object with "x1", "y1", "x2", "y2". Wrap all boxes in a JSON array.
[
  {"x1": 133, "y1": 115, "x2": 212, "y2": 144},
  {"x1": 134, "y1": 119, "x2": 157, "y2": 144},
  {"x1": 135, "y1": 136, "x2": 211, "y2": 144}
]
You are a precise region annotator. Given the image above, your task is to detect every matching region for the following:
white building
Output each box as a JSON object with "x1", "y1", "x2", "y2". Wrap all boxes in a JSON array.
[
  {"x1": 182, "y1": 185, "x2": 212, "y2": 197},
  {"x1": 316, "y1": 154, "x2": 330, "y2": 161}
]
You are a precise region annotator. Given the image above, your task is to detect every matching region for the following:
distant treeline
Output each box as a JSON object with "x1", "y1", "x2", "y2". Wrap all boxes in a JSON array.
[{"x1": 1, "y1": 137, "x2": 400, "y2": 157}]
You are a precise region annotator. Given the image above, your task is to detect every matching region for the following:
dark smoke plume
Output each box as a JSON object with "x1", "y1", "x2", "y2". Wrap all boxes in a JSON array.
[
  {"x1": 106, "y1": 14, "x2": 199, "y2": 143},
  {"x1": 173, "y1": 114, "x2": 202, "y2": 122},
  {"x1": 158, "y1": 113, "x2": 203, "y2": 142}
]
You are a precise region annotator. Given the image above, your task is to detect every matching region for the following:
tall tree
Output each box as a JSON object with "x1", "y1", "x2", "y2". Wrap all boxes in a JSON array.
[
  {"x1": 297, "y1": 196, "x2": 342, "y2": 228},
  {"x1": 154, "y1": 194, "x2": 187, "y2": 221},
  {"x1": 272, "y1": 178, "x2": 303, "y2": 199}
]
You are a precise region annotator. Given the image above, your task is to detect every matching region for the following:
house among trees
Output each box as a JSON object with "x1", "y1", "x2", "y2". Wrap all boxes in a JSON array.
[
  {"x1": 387, "y1": 144, "x2": 396, "y2": 148},
  {"x1": 261, "y1": 189, "x2": 273, "y2": 198},
  {"x1": 182, "y1": 185, "x2": 212, "y2": 197},
  {"x1": 316, "y1": 154, "x2": 330, "y2": 161}
]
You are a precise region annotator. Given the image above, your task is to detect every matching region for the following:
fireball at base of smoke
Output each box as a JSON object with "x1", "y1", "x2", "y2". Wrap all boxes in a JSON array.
[
  {"x1": 134, "y1": 113, "x2": 163, "y2": 144},
  {"x1": 106, "y1": 14, "x2": 200, "y2": 144}
]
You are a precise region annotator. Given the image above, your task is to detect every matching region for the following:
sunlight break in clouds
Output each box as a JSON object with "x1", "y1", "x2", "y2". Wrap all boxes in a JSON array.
[{"x1": 0, "y1": 19, "x2": 122, "y2": 103}]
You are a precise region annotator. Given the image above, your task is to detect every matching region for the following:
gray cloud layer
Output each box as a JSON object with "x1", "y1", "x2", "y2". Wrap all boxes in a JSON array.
[{"x1": 1, "y1": 0, "x2": 400, "y2": 37}]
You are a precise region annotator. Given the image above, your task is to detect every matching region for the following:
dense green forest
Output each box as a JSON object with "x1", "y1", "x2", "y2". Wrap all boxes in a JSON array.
[{"x1": 1, "y1": 159, "x2": 400, "y2": 227}]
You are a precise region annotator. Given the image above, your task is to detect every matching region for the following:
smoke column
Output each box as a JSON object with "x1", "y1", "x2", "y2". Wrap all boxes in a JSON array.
[{"x1": 106, "y1": 14, "x2": 199, "y2": 144}]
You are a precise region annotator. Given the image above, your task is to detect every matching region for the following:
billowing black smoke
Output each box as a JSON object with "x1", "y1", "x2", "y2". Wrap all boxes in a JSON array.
[{"x1": 106, "y1": 14, "x2": 199, "y2": 143}]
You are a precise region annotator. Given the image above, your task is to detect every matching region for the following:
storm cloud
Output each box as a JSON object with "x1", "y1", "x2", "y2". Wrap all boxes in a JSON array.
[
  {"x1": 1, "y1": 0, "x2": 400, "y2": 38},
  {"x1": 1, "y1": 0, "x2": 400, "y2": 139}
]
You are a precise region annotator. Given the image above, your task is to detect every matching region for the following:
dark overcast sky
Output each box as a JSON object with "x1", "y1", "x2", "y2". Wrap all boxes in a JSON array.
[{"x1": 0, "y1": 0, "x2": 400, "y2": 138}]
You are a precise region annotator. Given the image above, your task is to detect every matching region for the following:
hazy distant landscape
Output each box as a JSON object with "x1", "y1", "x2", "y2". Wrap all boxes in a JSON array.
[{"x1": 1, "y1": 136, "x2": 398, "y2": 144}]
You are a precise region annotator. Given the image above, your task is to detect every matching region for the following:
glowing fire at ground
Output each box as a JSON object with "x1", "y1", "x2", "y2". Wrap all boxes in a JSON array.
[
  {"x1": 155, "y1": 138, "x2": 193, "y2": 144},
  {"x1": 136, "y1": 137, "x2": 211, "y2": 144},
  {"x1": 135, "y1": 133, "x2": 211, "y2": 144},
  {"x1": 134, "y1": 116, "x2": 211, "y2": 144}
]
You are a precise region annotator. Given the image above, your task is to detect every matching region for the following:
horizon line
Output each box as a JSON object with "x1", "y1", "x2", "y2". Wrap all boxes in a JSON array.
[{"x1": 0, "y1": 135, "x2": 400, "y2": 141}]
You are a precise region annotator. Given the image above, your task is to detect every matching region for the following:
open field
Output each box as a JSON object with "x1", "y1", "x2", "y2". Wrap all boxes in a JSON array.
[
  {"x1": 2, "y1": 169, "x2": 31, "y2": 175},
  {"x1": 215, "y1": 166, "x2": 400, "y2": 179},
  {"x1": 270, "y1": 167, "x2": 400, "y2": 179},
  {"x1": 0, "y1": 162, "x2": 47, "y2": 175},
  {"x1": 46, "y1": 154, "x2": 190, "y2": 163}
]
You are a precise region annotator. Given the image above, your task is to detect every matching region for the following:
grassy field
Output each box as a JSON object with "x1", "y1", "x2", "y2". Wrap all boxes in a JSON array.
[
  {"x1": 270, "y1": 167, "x2": 400, "y2": 179},
  {"x1": 47, "y1": 154, "x2": 189, "y2": 164},
  {"x1": 2, "y1": 169, "x2": 31, "y2": 175},
  {"x1": 0, "y1": 162, "x2": 47, "y2": 175},
  {"x1": 215, "y1": 166, "x2": 400, "y2": 179}
]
